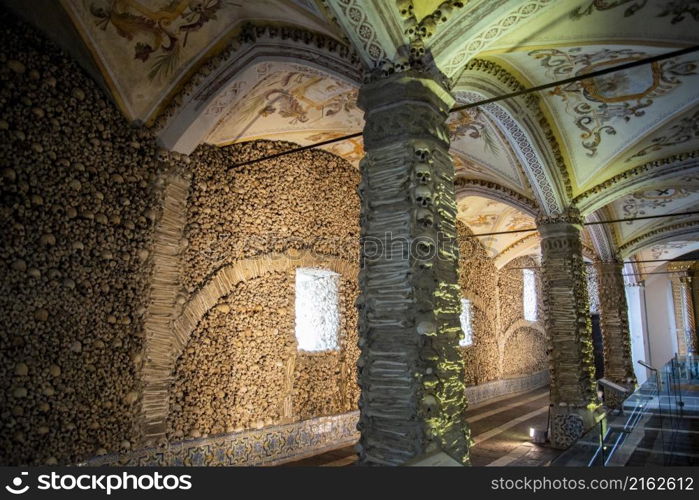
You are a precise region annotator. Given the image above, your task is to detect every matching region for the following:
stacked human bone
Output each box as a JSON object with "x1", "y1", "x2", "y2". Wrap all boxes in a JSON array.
[
  {"x1": 0, "y1": 12, "x2": 167, "y2": 465},
  {"x1": 166, "y1": 142, "x2": 361, "y2": 440}
]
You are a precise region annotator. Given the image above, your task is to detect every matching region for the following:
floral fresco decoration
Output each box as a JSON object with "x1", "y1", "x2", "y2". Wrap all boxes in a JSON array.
[
  {"x1": 571, "y1": 0, "x2": 699, "y2": 24},
  {"x1": 621, "y1": 187, "x2": 697, "y2": 222},
  {"x1": 626, "y1": 109, "x2": 699, "y2": 161},
  {"x1": 649, "y1": 241, "x2": 692, "y2": 259},
  {"x1": 88, "y1": 0, "x2": 237, "y2": 80},
  {"x1": 448, "y1": 108, "x2": 500, "y2": 156},
  {"x1": 530, "y1": 47, "x2": 696, "y2": 157}
]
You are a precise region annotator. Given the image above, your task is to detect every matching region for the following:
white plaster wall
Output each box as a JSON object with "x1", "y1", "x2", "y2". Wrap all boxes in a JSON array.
[
  {"x1": 625, "y1": 285, "x2": 649, "y2": 385},
  {"x1": 642, "y1": 275, "x2": 678, "y2": 375}
]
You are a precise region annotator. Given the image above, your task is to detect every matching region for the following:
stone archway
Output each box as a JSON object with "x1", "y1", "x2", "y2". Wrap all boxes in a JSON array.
[{"x1": 141, "y1": 245, "x2": 357, "y2": 444}]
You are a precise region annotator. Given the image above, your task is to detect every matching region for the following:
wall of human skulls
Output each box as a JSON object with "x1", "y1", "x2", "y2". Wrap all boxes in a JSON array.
[
  {"x1": 182, "y1": 143, "x2": 359, "y2": 288},
  {"x1": 0, "y1": 13, "x2": 169, "y2": 465},
  {"x1": 499, "y1": 256, "x2": 547, "y2": 377},
  {"x1": 457, "y1": 223, "x2": 547, "y2": 384},
  {"x1": 0, "y1": 12, "x2": 549, "y2": 466},
  {"x1": 457, "y1": 221, "x2": 499, "y2": 384},
  {"x1": 167, "y1": 141, "x2": 361, "y2": 440}
]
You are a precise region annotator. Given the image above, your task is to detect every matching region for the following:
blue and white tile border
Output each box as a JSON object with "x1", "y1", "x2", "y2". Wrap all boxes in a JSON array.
[{"x1": 83, "y1": 370, "x2": 548, "y2": 466}]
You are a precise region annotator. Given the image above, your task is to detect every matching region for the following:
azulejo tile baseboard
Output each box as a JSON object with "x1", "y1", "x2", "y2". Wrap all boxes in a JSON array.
[
  {"x1": 83, "y1": 371, "x2": 548, "y2": 466},
  {"x1": 465, "y1": 370, "x2": 550, "y2": 406},
  {"x1": 82, "y1": 411, "x2": 360, "y2": 467}
]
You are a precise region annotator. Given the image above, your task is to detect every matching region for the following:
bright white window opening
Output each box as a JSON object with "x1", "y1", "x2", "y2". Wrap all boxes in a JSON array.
[
  {"x1": 523, "y1": 269, "x2": 538, "y2": 321},
  {"x1": 294, "y1": 268, "x2": 340, "y2": 352},
  {"x1": 459, "y1": 298, "x2": 473, "y2": 347}
]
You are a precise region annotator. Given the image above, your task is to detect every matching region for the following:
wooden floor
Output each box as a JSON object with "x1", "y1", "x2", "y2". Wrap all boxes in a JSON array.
[{"x1": 282, "y1": 387, "x2": 561, "y2": 466}]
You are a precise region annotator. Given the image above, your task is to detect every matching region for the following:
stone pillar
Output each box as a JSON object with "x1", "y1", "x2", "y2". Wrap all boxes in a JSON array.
[
  {"x1": 679, "y1": 274, "x2": 698, "y2": 354},
  {"x1": 537, "y1": 210, "x2": 600, "y2": 449},
  {"x1": 356, "y1": 70, "x2": 470, "y2": 466},
  {"x1": 596, "y1": 260, "x2": 637, "y2": 387}
]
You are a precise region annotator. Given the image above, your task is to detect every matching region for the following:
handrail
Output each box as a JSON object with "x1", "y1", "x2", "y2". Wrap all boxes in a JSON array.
[
  {"x1": 593, "y1": 360, "x2": 661, "y2": 466},
  {"x1": 603, "y1": 392, "x2": 652, "y2": 465},
  {"x1": 638, "y1": 360, "x2": 657, "y2": 372},
  {"x1": 553, "y1": 355, "x2": 693, "y2": 466}
]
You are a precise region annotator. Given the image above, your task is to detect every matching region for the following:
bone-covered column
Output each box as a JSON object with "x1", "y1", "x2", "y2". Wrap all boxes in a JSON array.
[
  {"x1": 355, "y1": 71, "x2": 470, "y2": 465},
  {"x1": 680, "y1": 274, "x2": 698, "y2": 354},
  {"x1": 537, "y1": 210, "x2": 600, "y2": 449},
  {"x1": 596, "y1": 259, "x2": 637, "y2": 388}
]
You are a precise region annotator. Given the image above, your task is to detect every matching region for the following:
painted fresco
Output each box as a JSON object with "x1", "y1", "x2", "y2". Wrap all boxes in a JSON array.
[{"x1": 62, "y1": 0, "x2": 337, "y2": 121}]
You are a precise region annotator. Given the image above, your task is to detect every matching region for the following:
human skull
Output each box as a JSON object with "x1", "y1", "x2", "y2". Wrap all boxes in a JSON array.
[
  {"x1": 415, "y1": 208, "x2": 434, "y2": 228},
  {"x1": 416, "y1": 320, "x2": 436, "y2": 336},
  {"x1": 415, "y1": 239, "x2": 436, "y2": 261},
  {"x1": 414, "y1": 185, "x2": 433, "y2": 207},
  {"x1": 415, "y1": 164, "x2": 431, "y2": 185},
  {"x1": 421, "y1": 394, "x2": 439, "y2": 414},
  {"x1": 413, "y1": 141, "x2": 432, "y2": 163},
  {"x1": 396, "y1": 0, "x2": 413, "y2": 17}
]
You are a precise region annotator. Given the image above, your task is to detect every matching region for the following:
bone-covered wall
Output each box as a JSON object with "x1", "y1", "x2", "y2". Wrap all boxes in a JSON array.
[
  {"x1": 457, "y1": 223, "x2": 547, "y2": 384},
  {"x1": 499, "y1": 256, "x2": 547, "y2": 377},
  {"x1": 0, "y1": 12, "x2": 168, "y2": 465},
  {"x1": 0, "y1": 12, "x2": 548, "y2": 466},
  {"x1": 182, "y1": 143, "x2": 360, "y2": 288},
  {"x1": 457, "y1": 221, "x2": 499, "y2": 385},
  {"x1": 167, "y1": 141, "x2": 361, "y2": 440}
]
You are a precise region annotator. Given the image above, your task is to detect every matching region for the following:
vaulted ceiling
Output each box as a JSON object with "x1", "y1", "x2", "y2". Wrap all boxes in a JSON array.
[{"x1": 7, "y1": 0, "x2": 699, "y2": 275}]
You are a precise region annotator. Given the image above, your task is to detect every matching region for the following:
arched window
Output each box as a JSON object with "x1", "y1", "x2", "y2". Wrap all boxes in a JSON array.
[
  {"x1": 523, "y1": 268, "x2": 538, "y2": 321},
  {"x1": 294, "y1": 268, "x2": 340, "y2": 352},
  {"x1": 459, "y1": 298, "x2": 473, "y2": 347}
]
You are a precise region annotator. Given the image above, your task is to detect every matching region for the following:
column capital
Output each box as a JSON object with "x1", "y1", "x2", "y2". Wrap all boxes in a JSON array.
[
  {"x1": 358, "y1": 70, "x2": 454, "y2": 151},
  {"x1": 536, "y1": 208, "x2": 584, "y2": 238},
  {"x1": 358, "y1": 69, "x2": 454, "y2": 113}
]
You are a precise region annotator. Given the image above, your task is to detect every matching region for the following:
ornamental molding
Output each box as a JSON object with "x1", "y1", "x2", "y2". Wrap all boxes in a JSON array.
[
  {"x1": 151, "y1": 23, "x2": 361, "y2": 151},
  {"x1": 321, "y1": 0, "x2": 399, "y2": 68},
  {"x1": 584, "y1": 212, "x2": 615, "y2": 262},
  {"x1": 582, "y1": 242, "x2": 600, "y2": 261},
  {"x1": 667, "y1": 261, "x2": 694, "y2": 273},
  {"x1": 536, "y1": 206, "x2": 584, "y2": 227},
  {"x1": 455, "y1": 59, "x2": 571, "y2": 212},
  {"x1": 573, "y1": 151, "x2": 699, "y2": 215},
  {"x1": 495, "y1": 233, "x2": 540, "y2": 269},
  {"x1": 454, "y1": 177, "x2": 540, "y2": 216},
  {"x1": 619, "y1": 220, "x2": 699, "y2": 258},
  {"x1": 443, "y1": 0, "x2": 556, "y2": 81}
]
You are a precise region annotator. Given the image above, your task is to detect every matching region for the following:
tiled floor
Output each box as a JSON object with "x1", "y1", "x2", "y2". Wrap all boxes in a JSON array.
[{"x1": 281, "y1": 386, "x2": 562, "y2": 466}]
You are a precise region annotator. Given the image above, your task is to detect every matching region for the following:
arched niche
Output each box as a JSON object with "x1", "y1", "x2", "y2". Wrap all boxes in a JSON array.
[{"x1": 154, "y1": 26, "x2": 362, "y2": 154}]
